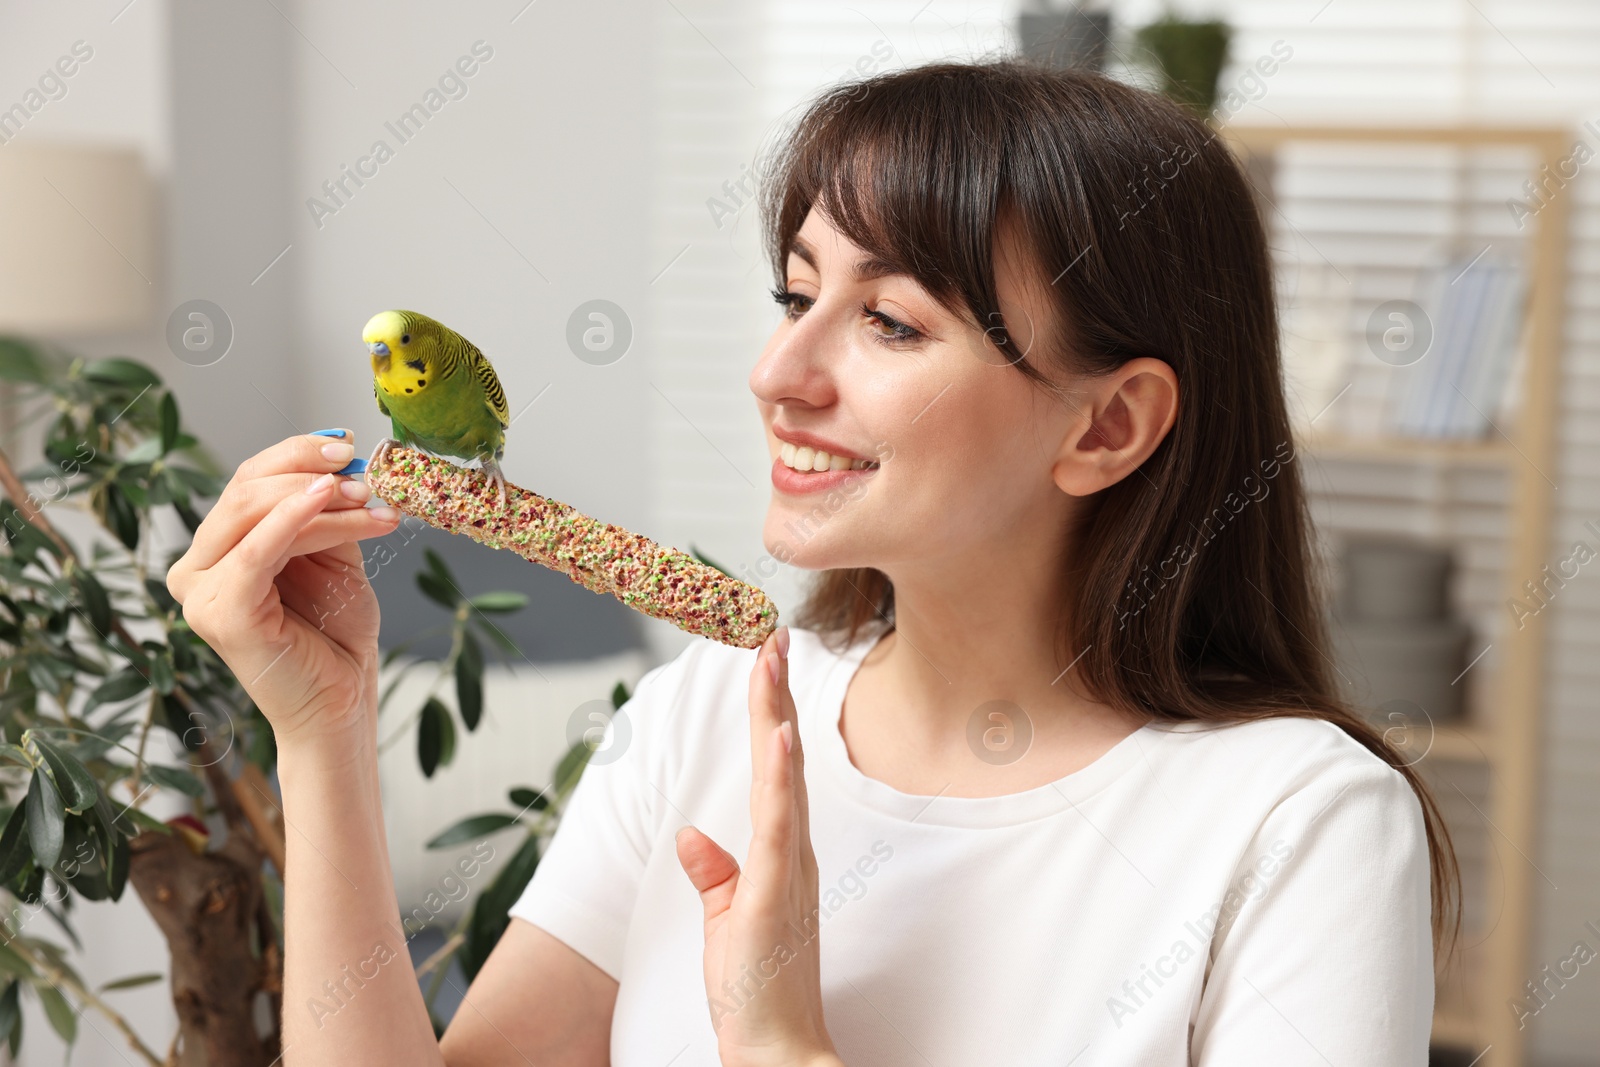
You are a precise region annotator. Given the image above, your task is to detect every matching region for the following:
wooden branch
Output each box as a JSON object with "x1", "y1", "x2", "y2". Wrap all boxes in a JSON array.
[
  {"x1": 230, "y1": 761, "x2": 287, "y2": 877},
  {"x1": 0, "y1": 442, "x2": 72, "y2": 558},
  {"x1": 414, "y1": 930, "x2": 465, "y2": 980},
  {"x1": 189, "y1": 731, "x2": 248, "y2": 834},
  {"x1": 128, "y1": 830, "x2": 275, "y2": 1067}
]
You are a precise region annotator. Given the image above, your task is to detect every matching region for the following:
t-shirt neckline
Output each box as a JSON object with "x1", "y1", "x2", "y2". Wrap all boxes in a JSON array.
[{"x1": 811, "y1": 628, "x2": 1155, "y2": 829}]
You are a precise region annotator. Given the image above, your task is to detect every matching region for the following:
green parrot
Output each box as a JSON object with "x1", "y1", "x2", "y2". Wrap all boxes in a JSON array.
[{"x1": 363, "y1": 309, "x2": 510, "y2": 504}]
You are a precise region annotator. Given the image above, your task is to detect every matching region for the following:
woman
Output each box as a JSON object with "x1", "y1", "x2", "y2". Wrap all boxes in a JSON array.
[{"x1": 168, "y1": 61, "x2": 1457, "y2": 1065}]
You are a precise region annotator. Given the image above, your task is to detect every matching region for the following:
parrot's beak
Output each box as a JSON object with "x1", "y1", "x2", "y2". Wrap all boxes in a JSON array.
[{"x1": 369, "y1": 341, "x2": 390, "y2": 357}]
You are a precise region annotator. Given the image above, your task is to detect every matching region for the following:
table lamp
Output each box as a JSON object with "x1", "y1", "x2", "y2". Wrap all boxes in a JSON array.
[{"x1": 0, "y1": 142, "x2": 154, "y2": 337}]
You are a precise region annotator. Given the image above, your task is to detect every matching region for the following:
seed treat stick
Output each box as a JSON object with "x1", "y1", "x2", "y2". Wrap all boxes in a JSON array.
[{"x1": 366, "y1": 446, "x2": 779, "y2": 649}]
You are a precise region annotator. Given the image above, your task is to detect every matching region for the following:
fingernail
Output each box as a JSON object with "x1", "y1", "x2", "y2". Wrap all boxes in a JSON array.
[
  {"x1": 310, "y1": 428, "x2": 348, "y2": 438},
  {"x1": 320, "y1": 441, "x2": 355, "y2": 462},
  {"x1": 338, "y1": 479, "x2": 371, "y2": 502},
  {"x1": 778, "y1": 720, "x2": 793, "y2": 753},
  {"x1": 776, "y1": 625, "x2": 790, "y2": 660},
  {"x1": 336, "y1": 457, "x2": 368, "y2": 476},
  {"x1": 368, "y1": 505, "x2": 400, "y2": 522},
  {"x1": 766, "y1": 649, "x2": 780, "y2": 686},
  {"x1": 305, "y1": 473, "x2": 335, "y2": 495}
]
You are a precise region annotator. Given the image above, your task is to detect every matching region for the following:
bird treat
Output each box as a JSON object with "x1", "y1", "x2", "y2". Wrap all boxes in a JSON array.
[{"x1": 366, "y1": 446, "x2": 779, "y2": 649}]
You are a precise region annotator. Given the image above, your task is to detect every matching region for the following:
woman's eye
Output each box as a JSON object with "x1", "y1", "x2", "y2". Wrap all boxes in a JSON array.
[
  {"x1": 860, "y1": 303, "x2": 922, "y2": 345},
  {"x1": 770, "y1": 288, "x2": 813, "y2": 320}
]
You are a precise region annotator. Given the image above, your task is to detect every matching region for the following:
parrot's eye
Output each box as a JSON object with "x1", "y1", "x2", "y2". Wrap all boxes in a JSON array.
[{"x1": 400, "y1": 334, "x2": 410, "y2": 344}]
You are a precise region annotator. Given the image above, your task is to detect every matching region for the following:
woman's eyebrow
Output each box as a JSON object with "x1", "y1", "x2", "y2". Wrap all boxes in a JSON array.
[
  {"x1": 852, "y1": 256, "x2": 903, "y2": 282},
  {"x1": 789, "y1": 236, "x2": 903, "y2": 282},
  {"x1": 787, "y1": 241, "x2": 818, "y2": 271}
]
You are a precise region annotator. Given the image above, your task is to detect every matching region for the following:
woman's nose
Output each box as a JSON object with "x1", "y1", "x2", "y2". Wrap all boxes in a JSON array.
[{"x1": 750, "y1": 306, "x2": 838, "y2": 410}]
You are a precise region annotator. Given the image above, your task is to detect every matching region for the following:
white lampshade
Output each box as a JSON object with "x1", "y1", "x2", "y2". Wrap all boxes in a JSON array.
[{"x1": 0, "y1": 142, "x2": 154, "y2": 336}]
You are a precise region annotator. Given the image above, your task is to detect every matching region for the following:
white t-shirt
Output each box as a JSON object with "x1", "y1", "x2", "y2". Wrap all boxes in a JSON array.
[{"x1": 510, "y1": 626, "x2": 1433, "y2": 1066}]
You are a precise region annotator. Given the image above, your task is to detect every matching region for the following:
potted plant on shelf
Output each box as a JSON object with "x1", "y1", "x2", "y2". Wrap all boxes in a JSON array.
[{"x1": 1134, "y1": 14, "x2": 1232, "y2": 117}]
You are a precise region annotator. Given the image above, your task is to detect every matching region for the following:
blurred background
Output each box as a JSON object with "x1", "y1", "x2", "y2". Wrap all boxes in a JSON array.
[{"x1": 0, "y1": 0, "x2": 1596, "y2": 1063}]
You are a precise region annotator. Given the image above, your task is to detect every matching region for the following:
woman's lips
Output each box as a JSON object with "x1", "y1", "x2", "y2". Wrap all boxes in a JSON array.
[{"x1": 770, "y1": 457, "x2": 877, "y2": 495}]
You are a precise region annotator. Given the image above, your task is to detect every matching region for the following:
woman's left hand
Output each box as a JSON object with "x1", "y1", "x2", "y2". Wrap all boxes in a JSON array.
[{"x1": 676, "y1": 626, "x2": 843, "y2": 1067}]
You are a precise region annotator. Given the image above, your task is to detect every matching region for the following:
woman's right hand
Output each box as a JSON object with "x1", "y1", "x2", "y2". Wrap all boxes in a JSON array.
[{"x1": 167, "y1": 431, "x2": 403, "y2": 746}]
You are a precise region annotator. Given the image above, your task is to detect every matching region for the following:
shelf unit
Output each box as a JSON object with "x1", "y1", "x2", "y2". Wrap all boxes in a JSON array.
[{"x1": 1222, "y1": 125, "x2": 1570, "y2": 1067}]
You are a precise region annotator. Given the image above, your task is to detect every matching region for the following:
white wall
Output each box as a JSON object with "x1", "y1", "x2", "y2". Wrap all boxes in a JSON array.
[
  {"x1": 288, "y1": 0, "x2": 658, "y2": 539},
  {"x1": 0, "y1": 0, "x2": 170, "y2": 168}
]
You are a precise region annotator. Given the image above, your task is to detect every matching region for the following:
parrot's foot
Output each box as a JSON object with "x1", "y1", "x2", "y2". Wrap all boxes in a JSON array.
[
  {"x1": 368, "y1": 437, "x2": 400, "y2": 471},
  {"x1": 481, "y1": 456, "x2": 507, "y2": 508}
]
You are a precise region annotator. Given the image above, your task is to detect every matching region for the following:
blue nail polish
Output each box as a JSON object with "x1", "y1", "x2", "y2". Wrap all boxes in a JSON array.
[
  {"x1": 311, "y1": 428, "x2": 348, "y2": 438},
  {"x1": 335, "y1": 457, "x2": 368, "y2": 476}
]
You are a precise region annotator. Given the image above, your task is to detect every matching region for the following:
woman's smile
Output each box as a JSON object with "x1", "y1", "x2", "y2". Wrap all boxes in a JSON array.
[
  {"x1": 770, "y1": 424, "x2": 880, "y2": 495},
  {"x1": 769, "y1": 454, "x2": 876, "y2": 495}
]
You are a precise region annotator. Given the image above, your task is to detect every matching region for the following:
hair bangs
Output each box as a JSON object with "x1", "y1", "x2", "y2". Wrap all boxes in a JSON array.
[{"x1": 762, "y1": 73, "x2": 1012, "y2": 333}]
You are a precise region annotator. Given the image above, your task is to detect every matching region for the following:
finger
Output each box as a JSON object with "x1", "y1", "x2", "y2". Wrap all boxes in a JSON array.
[
  {"x1": 181, "y1": 432, "x2": 366, "y2": 573},
  {"x1": 184, "y1": 469, "x2": 370, "y2": 577},
  {"x1": 208, "y1": 474, "x2": 357, "y2": 610},
  {"x1": 184, "y1": 475, "x2": 339, "y2": 632},
  {"x1": 770, "y1": 628, "x2": 813, "y2": 849},
  {"x1": 170, "y1": 473, "x2": 368, "y2": 604},
  {"x1": 278, "y1": 505, "x2": 401, "y2": 561},
  {"x1": 748, "y1": 628, "x2": 806, "y2": 837},
  {"x1": 747, "y1": 632, "x2": 785, "y2": 788},
  {"x1": 236, "y1": 429, "x2": 360, "y2": 485},
  {"x1": 676, "y1": 826, "x2": 740, "y2": 923},
  {"x1": 746, "y1": 722, "x2": 797, "y2": 892},
  {"x1": 179, "y1": 503, "x2": 394, "y2": 616}
]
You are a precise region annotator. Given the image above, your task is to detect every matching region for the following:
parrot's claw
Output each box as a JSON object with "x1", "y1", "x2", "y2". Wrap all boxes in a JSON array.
[
  {"x1": 481, "y1": 457, "x2": 507, "y2": 509},
  {"x1": 368, "y1": 437, "x2": 400, "y2": 471}
]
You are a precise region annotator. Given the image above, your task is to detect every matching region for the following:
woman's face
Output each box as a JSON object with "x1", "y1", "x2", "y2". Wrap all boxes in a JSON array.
[{"x1": 750, "y1": 207, "x2": 1082, "y2": 577}]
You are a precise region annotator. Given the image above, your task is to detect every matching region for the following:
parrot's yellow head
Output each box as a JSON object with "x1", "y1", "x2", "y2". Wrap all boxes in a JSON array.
[
  {"x1": 364, "y1": 310, "x2": 436, "y2": 396},
  {"x1": 363, "y1": 310, "x2": 410, "y2": 370}
]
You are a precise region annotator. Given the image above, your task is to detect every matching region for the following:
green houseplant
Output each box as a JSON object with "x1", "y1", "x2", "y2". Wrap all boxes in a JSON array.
[
  {"x1": 0, "y1": 338, "x2": 612, "y2": 1062},
  {"x1": 1134, "y1": 14, "x2": 1232, "y2": 117}
]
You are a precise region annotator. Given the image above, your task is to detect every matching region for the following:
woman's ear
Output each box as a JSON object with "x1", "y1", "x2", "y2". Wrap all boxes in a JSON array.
[{"x1": 1051, "y1": 357, "x2": 1179, "y2": 497}]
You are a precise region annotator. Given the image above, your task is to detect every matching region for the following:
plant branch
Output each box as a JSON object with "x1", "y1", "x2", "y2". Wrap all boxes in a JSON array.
[
  {"x1": 128, "y1": 688, "x2": 159, "y2": 800},
  {"x1": 415, "y1": 929, "x2": 465, "y2": 983},
  {"x1": 422, "y1": 911, "x2": 471, "y2": 1013},
  {"x1": 377, "y1": 613, "x2": 467, "y2": 754},
  {"x1": 0, "y1": 442, "x2": 71, "y2": 557},
  {"x1": 198, "y1": 751, "x2": 248, "y2": 832},
  {"x1": 376, "y1": 658, "x2": 453, "y2": 754},
  {"x1": 0, "y1": 438, "x2": 162, "y2": 672},
  {"x1": 230, "y1": 761, "x2": 287, "y2": 877},
  {"x1": 5, "y1": 934, "x2": 164, "y2": 1066}
]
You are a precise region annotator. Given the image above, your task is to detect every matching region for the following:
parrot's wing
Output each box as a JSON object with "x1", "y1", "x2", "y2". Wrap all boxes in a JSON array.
[{"x1": 467, "y1": 342, "x2": 510, "y2": 430}]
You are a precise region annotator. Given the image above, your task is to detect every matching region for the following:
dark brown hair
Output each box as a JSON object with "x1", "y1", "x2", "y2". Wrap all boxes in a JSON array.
[{"x1": 762, "y1": 60, "x2": 1459, "y2": 962}]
